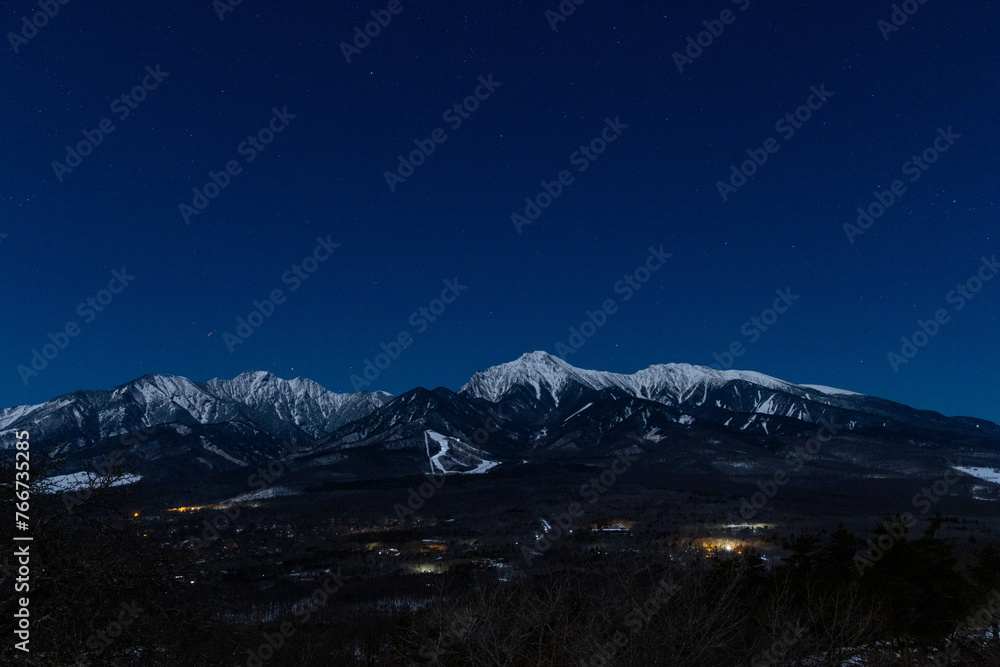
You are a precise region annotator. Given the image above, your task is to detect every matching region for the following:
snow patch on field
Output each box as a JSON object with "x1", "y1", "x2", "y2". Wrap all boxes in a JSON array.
[
  {"x1": 225, "y1": 486, "x2": 298, "y2": 504},
  {"x1": 955, "y1": 466, "x2": 1000, "y2": 485},
  {"x1": 41, "y1": 472, "x2": 141, "y2": 493}
]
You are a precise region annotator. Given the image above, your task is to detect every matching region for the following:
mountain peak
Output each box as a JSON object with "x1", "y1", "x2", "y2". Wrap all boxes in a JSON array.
[
  {"x1": 231, "y1": 370, "x2": 278, "y2": 384},
  {"x1": 512, "y1": 350, "x2": 577, "y2": 373},
  {"x1": 518, "y1": 350, "x2": 567, "y2": 363},
  {"x1": 460, "y1": 352, "x2": 594, "y2": 405}
]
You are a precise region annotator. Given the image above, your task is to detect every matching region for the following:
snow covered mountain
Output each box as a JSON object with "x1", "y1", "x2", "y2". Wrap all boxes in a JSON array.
[
  {"x1": 301, "y1": 352, "x2": 1000, "y2": 482},
  {"x1": 460, "y1": 350, "x2": 810, "y2": 406},
  {"x1": 459, "y1": 351, "x2": 998, "y2": 440},
  {"x1": 205, "y1": 371, "x2": 392, "y2": 438},
  {"x1": 2, "y1": 352, "x2": 999, "y2": 485},
  {"x1": 0, "y1": 372, "x2": 391, "y2": 472}
]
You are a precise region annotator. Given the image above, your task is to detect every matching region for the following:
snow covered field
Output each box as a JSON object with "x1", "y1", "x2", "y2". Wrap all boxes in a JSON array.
[
  {"x1": 955, "y1": 466, "x2": 1000, "y2": 485},
  {"x1": 39, "y1": 472, "x2": 141, "y2": 493}
]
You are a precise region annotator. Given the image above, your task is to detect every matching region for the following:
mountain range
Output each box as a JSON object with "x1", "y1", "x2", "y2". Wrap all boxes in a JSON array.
[{"x1": 2, "y1": 352, "x2": 999, "y2": 489}]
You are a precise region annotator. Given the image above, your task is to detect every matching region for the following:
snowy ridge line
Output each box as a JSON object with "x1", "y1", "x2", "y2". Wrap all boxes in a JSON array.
[
  {"x1": 0, "y1": 370, "x2": 395, "y2": 444},
  {"x1": 459, "y1": 351, "x2": 863, "y2": 411}
]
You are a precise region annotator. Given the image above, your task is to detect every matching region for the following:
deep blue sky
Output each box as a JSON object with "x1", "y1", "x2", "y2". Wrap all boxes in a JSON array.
[{"x1": 3, "y1": 1, "x2": 998, "y2": 423}]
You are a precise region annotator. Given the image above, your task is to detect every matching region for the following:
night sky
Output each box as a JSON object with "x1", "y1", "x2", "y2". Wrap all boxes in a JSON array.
[{"x1": 3, "y1": 1, "x2": 998, "y2": 423}]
